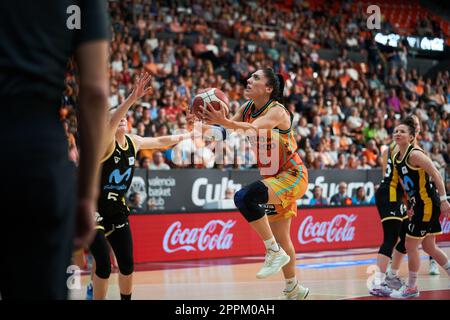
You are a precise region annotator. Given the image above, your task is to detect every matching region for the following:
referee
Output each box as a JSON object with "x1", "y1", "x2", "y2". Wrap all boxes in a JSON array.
[{"x1": 0, "y1": 1, "x2": 110, "y2": 299}]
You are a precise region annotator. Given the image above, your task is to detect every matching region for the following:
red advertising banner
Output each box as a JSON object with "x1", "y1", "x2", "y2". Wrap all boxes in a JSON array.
[{"x1": 129, "y1": 206, "x2": 450, "y2": 263}]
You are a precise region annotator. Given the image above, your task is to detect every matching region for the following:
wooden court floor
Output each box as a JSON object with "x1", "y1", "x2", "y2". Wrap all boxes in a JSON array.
[{"x1": 69, "y1": 244, "x2": 450, "y2": 300}]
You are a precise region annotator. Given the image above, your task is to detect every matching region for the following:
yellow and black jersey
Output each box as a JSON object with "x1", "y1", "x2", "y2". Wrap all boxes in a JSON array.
[
  {"x1": 393, "y1": 144, "x2": 440, "y2": 223},
  {"x1": 380, "y1": 141, "x2": 403, "y2": 203},
  {"x1": 97, "y1": 135, "x2": 136, "y2": 223}
]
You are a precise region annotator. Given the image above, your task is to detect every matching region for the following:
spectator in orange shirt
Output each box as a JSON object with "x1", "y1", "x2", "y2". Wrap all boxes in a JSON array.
[{"x1": 361, "y1": 139, "x2": 379, "y2": 167}]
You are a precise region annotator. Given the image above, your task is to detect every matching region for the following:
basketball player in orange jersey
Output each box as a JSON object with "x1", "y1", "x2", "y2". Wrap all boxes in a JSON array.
[
  {"x1": 90, "y1": 72, "x2": 193, "y2": 300},
  {"x1": 201, "y1": 68, "x2": 309, "y2": 300}
]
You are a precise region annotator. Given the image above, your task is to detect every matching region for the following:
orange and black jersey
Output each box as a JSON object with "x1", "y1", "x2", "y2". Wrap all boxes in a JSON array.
[
  {"x1": 380, "y1": 141, "x2": 403, "y2": 203},
  {"x1": 394, "y1": 144, "x2": 440, "y2": 222},
  {"x1": 242, "y1": 99, "x2": 303, "y2": 177},
  {"x1": 98, "y1": 135, "x2": 136, "y2": 222}
]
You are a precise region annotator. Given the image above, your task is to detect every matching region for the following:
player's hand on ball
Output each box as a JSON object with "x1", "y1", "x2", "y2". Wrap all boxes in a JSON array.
[{"x1": 202, "y1": 101, "x2": 227, "y2": 125}]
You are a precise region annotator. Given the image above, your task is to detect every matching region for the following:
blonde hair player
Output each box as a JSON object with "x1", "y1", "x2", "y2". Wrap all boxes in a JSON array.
[
  {"x1": 89, "y1": 72, "x2": 192, "y2": 300},
  {"x1": 200, "y1": 68, "x2": 309, "y2": 300}
]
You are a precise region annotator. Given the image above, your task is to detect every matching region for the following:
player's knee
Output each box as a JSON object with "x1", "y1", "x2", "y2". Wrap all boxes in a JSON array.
[
  {"x1": 395, "y1": 239, "x2": 407, "y2": 254},
  {"x1": 118, "y1": 259, "x2": 134, "y2": 276},
  {"x1": 421, "y1": 242, "x2": 434, "y2": 256},
  {"x1": 405, "y1": 239, "x2": 418, "y2": 252},
  {"x1": 95, "y1": 262, "x2": 111, "y2": 279},
  {"x1": 379, "y1": 242, "x2": 394, "y2": 258},
  {"x1": 234, "y1": 181, "x2": 268, "y2": 222},
  {"x1": 233, "y1": 188, "x2": 247, "y2": 211}
]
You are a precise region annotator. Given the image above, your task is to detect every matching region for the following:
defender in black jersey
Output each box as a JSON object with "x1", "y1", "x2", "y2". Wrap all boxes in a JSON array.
[
  {"x1": 394, "y1": 144, "x2": 443, "y2": 239},
  {"x1": 370, "y1": 141, "x2": 408, "y2": 297},
  {"x1": 375, "y1": 142, "x2": 406, "y2": 222},
  {"x1": 89, "y1": 73, "x2": 193, "y2": 300},
  {"x1": 389, "y1": 116, "x2": 450, "y2": 299}
]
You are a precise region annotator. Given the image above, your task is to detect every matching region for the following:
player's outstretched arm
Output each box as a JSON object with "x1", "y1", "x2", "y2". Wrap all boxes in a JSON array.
[
  {"x1": 130, "y1": 131, "x2": 193, "y2": 151},
  {"x1": 104, "y1": 72, "x2": 153, "y2": 151}
]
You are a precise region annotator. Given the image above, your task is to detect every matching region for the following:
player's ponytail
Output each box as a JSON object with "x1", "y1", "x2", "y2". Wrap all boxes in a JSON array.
[
  {"x1": 263, "y1": 68, "x2": 285, "y2": 104},
  {"x1": 276, "y1": 73, "x2": 285, "y2": 104}
]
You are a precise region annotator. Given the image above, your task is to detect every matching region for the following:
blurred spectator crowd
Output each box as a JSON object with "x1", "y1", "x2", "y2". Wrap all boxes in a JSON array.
[{"x1": 60, "y1": 0, "x2": 449, "y2": 175}]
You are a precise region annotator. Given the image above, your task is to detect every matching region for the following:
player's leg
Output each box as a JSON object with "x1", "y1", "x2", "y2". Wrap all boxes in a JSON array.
[
  {"x1": 234, "y1": 180, "x2": 280, "y2": 243},
  {"x1": 107, "y1": 223, "x2": 134, "y2": 300},
  {"x1": 422, "y1": 235, "x2": 450, "y2": 277},
  {"x1": 391, "y1": 236, "x2": 421, "y2": 298},
  {"x1": 89, "y1": 229, "x2": 111, "y2": 300},
  {"x1": 377, "y1": 219, "x2": 402, "y2": 272},
  {"x1": 234, "y1": 180, "x2": 290, "y2": 279},
  {"x1": 371, "y1": 219, "x2": 402, "y2": 296},
  {"x1": 390, "y1": 216, "x2": 408, "y2": 276},
  {"x1": 270, "y1": 217, "x2": 309, "y2": 300}
]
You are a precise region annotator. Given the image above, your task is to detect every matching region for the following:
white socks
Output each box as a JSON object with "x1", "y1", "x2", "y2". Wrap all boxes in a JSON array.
[
  {"x1": 285, "y1": 277, "x2": 298, "y2": 292},
  {"x1": 375, "y1": 271, "x2": 385, "y2": 285},
  {"x1": 408, "y1": 271, "x2": 418, "y2": 288},
  {"x1": 443, "y1": 261, "x2": 450, "y2": 276},
  {"x1": 264, "y1": 237, "x2": 280, "y2": 252},
  {"x1": 386, "y1": 268, "x2": 398, "y2": 279}
]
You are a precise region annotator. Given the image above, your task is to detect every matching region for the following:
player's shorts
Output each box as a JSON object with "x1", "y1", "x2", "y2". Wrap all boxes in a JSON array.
[
  {"x1": 375, "y1": 185, "x2": 407, "y2": 222},
  {"x1": 262, "y1": 163, "x2": 308, "y2": 222},
  {"x1": 406, "y1": 202, "x2": 442, "y2": 239},
  {"x1": 94, "y1": 209, "x2": 129, "y2": 237}
]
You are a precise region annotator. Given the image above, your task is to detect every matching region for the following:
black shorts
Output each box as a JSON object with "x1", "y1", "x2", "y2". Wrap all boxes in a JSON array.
[
  {"x1": 375, "y1": 186, "x2": 406, "y2": 222},
  {"x1": 406, "y1": 203, "x2": 442, "y2": 239},
  {"x1": 95, "y1": 210, "x2": 129, "y2": 237}
]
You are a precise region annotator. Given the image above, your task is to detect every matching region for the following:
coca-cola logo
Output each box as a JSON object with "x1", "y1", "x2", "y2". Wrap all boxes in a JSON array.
[
  {"x1": 163, "y1": 219, "x2": 236, "y2": 253},
  {"x1": 297, "y1": 214, "x2": 357, "y2": 244},
  {"x1": 441, "y1": 217, "x2": 450, "y2": 234}
]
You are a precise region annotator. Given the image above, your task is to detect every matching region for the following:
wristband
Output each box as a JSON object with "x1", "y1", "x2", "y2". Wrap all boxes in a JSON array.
[
  {"x1": 211, "y1": 124, "x2": 227, "y2": 140},
  {"x1": 440, "y1": 195, "x2": 448, "y2": 202}
]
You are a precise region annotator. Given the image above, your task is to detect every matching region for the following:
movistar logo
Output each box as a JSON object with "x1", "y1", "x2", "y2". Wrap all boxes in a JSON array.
[{"x1": 109, "y1": 168, "x2": 132, "y2": 184}]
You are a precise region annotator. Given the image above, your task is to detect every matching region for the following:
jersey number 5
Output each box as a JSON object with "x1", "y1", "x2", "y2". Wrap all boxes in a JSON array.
[{"x1": 108, "y1": 192, "x2": 119, "y2": 201}]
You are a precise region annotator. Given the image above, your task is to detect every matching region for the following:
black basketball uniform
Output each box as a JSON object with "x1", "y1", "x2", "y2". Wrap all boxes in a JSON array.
[
  {"x1": 96, "y1": 135, "x2": 136, "y2": 235},
  {"x1": 394, "y1": 144, "x2": 442, "y2": 239},
  {"x1": 375, "y1": 142, "x2": 407, "y2": 222}
]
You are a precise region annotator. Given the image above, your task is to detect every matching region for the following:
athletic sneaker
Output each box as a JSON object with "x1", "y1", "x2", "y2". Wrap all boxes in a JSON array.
[
  {"x1": 429, "y1": 259, "x2": 440, "y2": 275},
  {"x1": 390, "y1": 285, "x2": 419, "y2": 299},
  {"x1": 282, "y1": 283, "x2": 309, "y2": 300},
  {"x1": 369, "y1": 282, "x2": 393, "y2": 297},
  {"x1": 86, "y1": 282, "x2": 93, "y2": 300},
  {"x1": 385, "y1": 275, "x2": 404, "y2": 290},
  {"x1": 256, "y1": 247, "x2": 290, "y2": 279}
]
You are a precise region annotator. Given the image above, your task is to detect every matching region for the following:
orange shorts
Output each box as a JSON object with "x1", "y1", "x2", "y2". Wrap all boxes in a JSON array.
[{"x1": 263, "y1": 162, "x2": 308, "y2": 222}]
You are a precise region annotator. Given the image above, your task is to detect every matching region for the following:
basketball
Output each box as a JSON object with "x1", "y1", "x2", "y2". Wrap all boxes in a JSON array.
[{"x1": 191, "y1": 88, "x2": 230, "y2": 118}]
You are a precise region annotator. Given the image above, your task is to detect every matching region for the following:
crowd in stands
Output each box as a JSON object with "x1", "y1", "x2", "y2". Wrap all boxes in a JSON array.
[
  {"x1": 61, "y1": 0, "x2": 450, "y2": 176},
  {"x1": 308, "y1": 182, "x2": 373, "y2": 206}
]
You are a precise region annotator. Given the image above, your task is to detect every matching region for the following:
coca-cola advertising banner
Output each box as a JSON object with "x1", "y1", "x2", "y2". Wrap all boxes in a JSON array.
[
  {"x1": 127, "y1": 169, "x2": 382, "y2": 213},
  {"x1": 129, "y1": 206, "x2": 450, "y2": 263}
]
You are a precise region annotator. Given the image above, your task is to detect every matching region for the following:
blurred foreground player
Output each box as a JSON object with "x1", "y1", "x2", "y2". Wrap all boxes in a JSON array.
[{"x1": 0, "y1": 0, "x2": 110, "y2": 299}]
